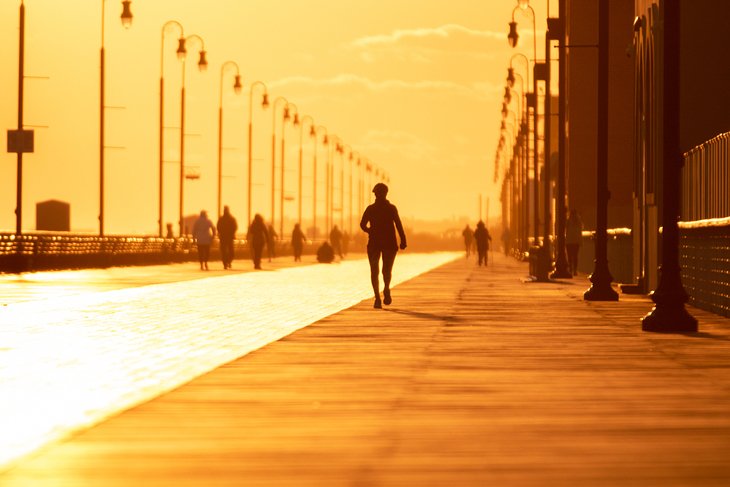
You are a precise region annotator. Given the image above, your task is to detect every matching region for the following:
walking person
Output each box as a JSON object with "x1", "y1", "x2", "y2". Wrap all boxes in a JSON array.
[
  {"x1": 216, "y1": 205, "x2": 238, "y2": 269},
  {"x1": 247, "y1": 214, "x2": 269, "y2": 270},
  {"x1": 291, "y1": 223, "x2": 307, "y2": 262},
  {"x1": 192, "y1": 210, "x2": 216, "y2": 271},
  {"x1": 462, "y1": 224, "x2": 474, "y2": 258},
  {"x1": 566, "y1": 209, "x2": 584, "y2": 276},
  {"x1": 474, "y1": 220, "x2": 492, "y2": 267},
  {"x1": 360, "y1": 183, "x2": 407, "y2": 309},
  {"x1": 330, "y1": 225, "x2": 344, "y2": 259},
  {"x1": 266, "y1": 223, "x2": 278, "y2": 262}
]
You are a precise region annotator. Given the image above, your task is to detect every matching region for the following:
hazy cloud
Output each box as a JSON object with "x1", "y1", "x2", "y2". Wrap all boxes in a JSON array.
[
  {"x1": 351, "y1": 24, "x2": 507, "y2": 47},
  {"x1": 269, "y1": 74, "x2": 500, "y2": 100}
]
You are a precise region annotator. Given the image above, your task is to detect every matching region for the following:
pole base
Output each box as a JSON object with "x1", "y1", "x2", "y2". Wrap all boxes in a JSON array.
[
  {"x1": 584, "y1": 282, "x2": 618, "y2": 301},
  {"x1": 642, "y1": 304, "x2": 698, "y2": 333},
  {"x1": 550, "y1": 265, "x2": 572, "y2": 279}
]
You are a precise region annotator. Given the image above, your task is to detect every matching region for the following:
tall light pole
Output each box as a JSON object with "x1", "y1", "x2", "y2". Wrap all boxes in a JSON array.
[
  {"x1": 297, "y1": 115, "x2": 314, "y2": 226},
  {"x1": 100, "y1": 0, "x2": 133, "y2": 236},
  {"x1": 312, "y1": 126, "x2": 327, "y2": 241},
  {"x1": 347, "y1": 148, "x2": 358, "y2": 235},
  {"x1": 507, "y1": 64, "x2": 528, "y2": 253},
  {"x1": 508, "y1": 1, "x2": 539, "y2": 255},
  {"x1": 159, "y1": 20, "x2": 185, "y2": 237},
  {"x1": 281, "y1": 103, "x2": 299, "y2": 236},
  {"x1": 583, "y1": 0, "x2": 618, "y2": 300},
  {"x1": 178, "y1": 34, "x2": 207, "y2": 236},
  {"x1": 270, "y1": 96, "x2": 289, "y2": 231},
  {"x1": 217, "y1": 60, "x2": 242, "y2": 219},
  {"x1": 641, "y1": 0, "x2": 696, "y2": 331},
  {"x1": 247, "y1": 81, "x2": 269, "y2": 228}
]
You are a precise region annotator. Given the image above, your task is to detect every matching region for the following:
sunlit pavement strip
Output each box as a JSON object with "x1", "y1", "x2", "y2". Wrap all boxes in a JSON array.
[{"x1": 0, "y1": 252, "x2": 458, "y2": 469}]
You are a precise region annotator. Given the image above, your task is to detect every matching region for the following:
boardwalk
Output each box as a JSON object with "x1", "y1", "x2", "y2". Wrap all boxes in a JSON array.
[{"x1": 3, "y1": 253, "x2": 730, "y2": 485}]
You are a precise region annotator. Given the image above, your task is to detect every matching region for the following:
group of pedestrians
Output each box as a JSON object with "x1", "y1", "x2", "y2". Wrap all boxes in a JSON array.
[
  {"x1": 191, "y1": 206, "x2": 238, "y2": 271},
  {"x1": 189, "y1": 183, "x2": 408, "y2": 311},
  {"x1": 462, "y1": 222, "x2": 492, "y2": 266}
]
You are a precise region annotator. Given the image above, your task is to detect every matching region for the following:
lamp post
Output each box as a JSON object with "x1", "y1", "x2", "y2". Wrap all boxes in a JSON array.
[
  {"x1": 247, "y1": 81, "x2": 269, "y2": 228},
  {"x1": 280, "y1": 102, "x2": 299, "y2": 237},
  {"x1": 158, "y1": 20, "x2": 185, "y2": 237},
  {"x1": 270, "y1": 96, "x2": 289, "y2": 232},
  {"x1": 312, "y1": 126, "x2": 328, "y2": 240},
  {"x1": 583, "y1": 0, "x2": 618, "y2": 300},
  {"x1": 217, "y1": 61, "x2": 242, "y2": 219},
  {"x1": 297, "y1": 115, "x2": 314, "y2": 226},
  {"x1": 641, "y1": 0, "x2": 696, "y2": 331},
  {"x1": 347, "y1": 148, "x2": 358, "y2": 235},
  {"x1": 100, "y1": 0, "x2": 133, "y2": 236},
  {"x1": 178, "y1": 34, "x2": 207, "y2": 236},
  {"x1": 507, "y1": 68, "x2": 528, "y2": 254},
  {"x1": 508, "y1": 2, "x2": 540, "y2": 260}
]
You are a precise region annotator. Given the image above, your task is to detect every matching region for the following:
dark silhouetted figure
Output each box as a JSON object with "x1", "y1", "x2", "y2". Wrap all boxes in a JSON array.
[
  {"x1": 217, "y1": 205, "x2": 238, "y2": 269},
  {"x1": 165, "y1": 223, "x2": 174, "y2": 239},
  {"x1": 342, "y1": 231, "x2": 350, "y2": 256},
  {"x1": 266, "y1": 224, "x2": 278, "y2": 262},
  {"x1": 360, "y1": 183, "x2": 407, "y2": 308},
  {"x1": 502, "y1": 227, "x2": 511, "y2": 256},
  {"x1": 291, "y1": 223, "x2": 307, "y2": 262},
  {"x1": 247, "y1": 214, "x2": 269, "y2": 270},
  {"x1": 462, "y1": 224, "x2": 474, "y2": 258},
  {"x1": 474, "y1": 220, "x2": 492, "y2": 267},
  {"x1": 566, "y1": 209, "x2": 584, "y2": 276},
  {"x1": 192, "y1": 210, "x2": 216, "y2": 271},
  {"x1": 316, "y1": 241, "x2": 335, "y2": 263},
  {"x1": 330, "y1": 225, "x2": 343, "y2": 259}
]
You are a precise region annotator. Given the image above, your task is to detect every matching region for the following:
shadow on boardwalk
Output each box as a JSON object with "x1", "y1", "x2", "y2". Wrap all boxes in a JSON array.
[{"x1": 3, "y1": 254, "x2": 730, "y2": 486}]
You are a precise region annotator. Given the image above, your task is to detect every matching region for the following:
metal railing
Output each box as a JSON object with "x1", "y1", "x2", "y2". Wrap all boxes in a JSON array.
[
  {"x1": 679, "y1": 218, "x2": 730, "y2": 317},
  {"x1": 682, "y1": 131, "x2": 730, "y2": 221}
]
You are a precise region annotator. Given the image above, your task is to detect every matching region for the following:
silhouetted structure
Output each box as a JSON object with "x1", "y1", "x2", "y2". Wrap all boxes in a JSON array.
[
  {"x1": 247, "y1": 214, "x2": 269, "y2": 270},
  {"x1": 36, "y1": 200, "x2": 70, "y2": 232},
  {"x1": 474, "y1": 221, "x2": 491, "y2": 267},
  {"x1": 217, "y1": 205, "x2": 238, "y2": 269},
  {"x1": 192, "y1": 210, "x2": 215, "y2": 271},
  {"x1": 291, "y1": 223, "x2": 306, "y2": 262},
  {"x1": 360, "y1": 183, "x2": 407, "y2": 309}
]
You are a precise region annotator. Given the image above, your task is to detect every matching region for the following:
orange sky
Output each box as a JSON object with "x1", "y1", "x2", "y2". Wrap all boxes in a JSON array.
[{"x1": 0, "y1": 0, "x2": 549, "y2": 235}]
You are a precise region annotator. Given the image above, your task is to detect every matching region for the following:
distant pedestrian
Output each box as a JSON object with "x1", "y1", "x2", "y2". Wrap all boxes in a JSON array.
[
  {"x1": 217, "y1": 205, "x2": 238, "y2": 269},
  {"x1": 330, "y1": 225, "x2": 343, "y2": 259},
  {"x1": 566, "y1": 209, "x2": 584, "y2": 276},
  {"x1": 502, "y1": 227, "x2": 511, "y2": 256},
  {"x1": 266, "y1": 224, "x2": 278, "y2": 262},
  {"x1": 462, "y1": 224, "x2": 474, "y2": 258},
  {"x1": 360, "y1": 183, "x2": 407, "y2": 309},
  {"x1": 474, "y1": 220, "x2": 492, "y2": 267},
  {"x1": 192, "y1": 210, "x2": 216, "y2": 271},
  {"x1": 165, "y1": 223, "x2": 174, "y2": 239},
  {"x1": 247, "y1": 214, "x2": 269, "y2": 270},
  {"x1": 342, "y1": 231, "x2": 350, "y2": 256},
  {"x1": 291, "y1": 223, "x2": 307, "y2": 262}
]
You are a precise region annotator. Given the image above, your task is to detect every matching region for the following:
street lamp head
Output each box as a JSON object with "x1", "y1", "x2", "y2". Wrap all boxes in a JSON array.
[
  {"x1": 197, "y1": 50, "x2": 208, "y2": 71},
  {"x1": 176, "y1": 37, "x2": 187, "y2": 60},
  {"x1": 120, "y1": 1, "x2": 133, "y2": 29},
  {"x1": 309, "y1": 125, "x2": 317, "y2": 137},
  {"x1": 323, "y1": 134, "x2": 329, "y2": 145},
  {"x1": 501, "y1": 121, "x2": 507, "y2": 130},
  {"x1": 292, "y1": 113, "x2": 300, "y2": 126},
  {"x1": 506, "y1": 68, "x2": 516, "y2": 87},
  {"x1": 233, "y1": 75, "x2": 243, "y2": 94},
  {"x1": 501, "y1": 102, "x2": 509, "y2": 117},
  {"x1": 504, "y1": 87, "x2": 512, "y2": 103},
  {"x1": 508, "y1": 21, "x2": 519, "y2": 48},
  {"x1": 283, "y1": 106, "x2": 290, "y2": 121},
  {"x1": 261, "y1": 93, "x2": 270, "y2": 108}
]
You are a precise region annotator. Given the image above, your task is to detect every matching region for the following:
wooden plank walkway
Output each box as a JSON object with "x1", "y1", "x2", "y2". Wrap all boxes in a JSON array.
[{"x1": 3, "y1": 254, "x2": 730, "y2": 486}]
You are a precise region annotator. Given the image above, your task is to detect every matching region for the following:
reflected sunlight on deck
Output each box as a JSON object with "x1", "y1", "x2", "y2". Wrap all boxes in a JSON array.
[{"x1": 0, "y1": 252, "x2": 459, "y2": 469}]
